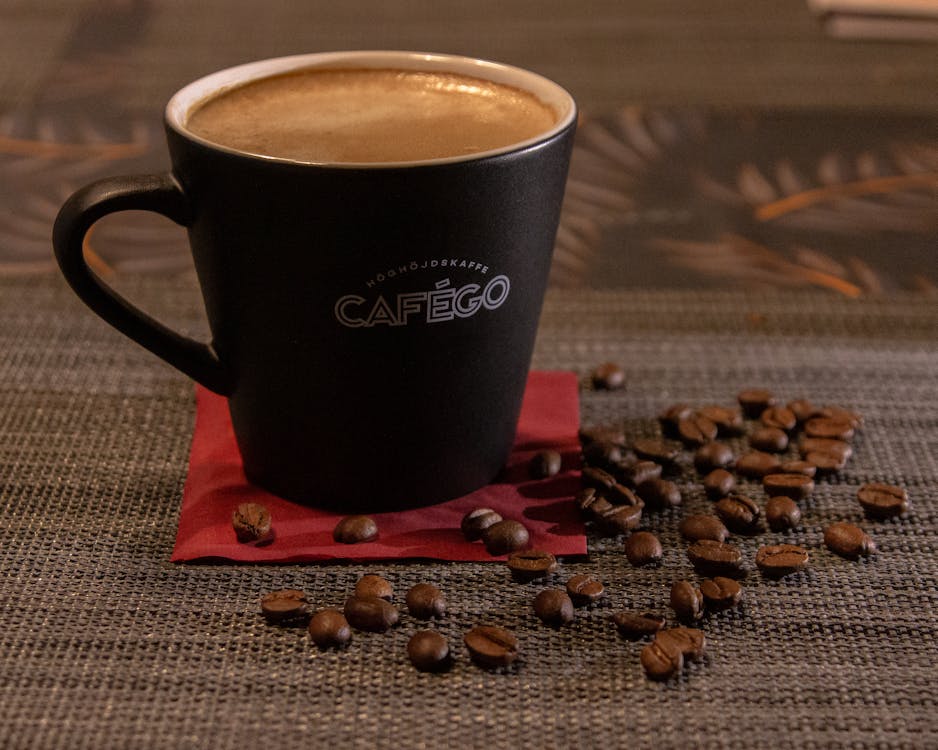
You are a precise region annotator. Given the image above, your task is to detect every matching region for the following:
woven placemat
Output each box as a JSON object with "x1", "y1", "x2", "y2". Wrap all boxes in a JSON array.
[{"x1": 0, "y1": 274, "x2": 935, "y2": 750}]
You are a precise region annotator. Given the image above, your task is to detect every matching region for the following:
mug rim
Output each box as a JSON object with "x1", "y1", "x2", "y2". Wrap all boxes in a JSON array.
[{"x1": 165, "y1": 50, "x2": 577, "y2": 169}]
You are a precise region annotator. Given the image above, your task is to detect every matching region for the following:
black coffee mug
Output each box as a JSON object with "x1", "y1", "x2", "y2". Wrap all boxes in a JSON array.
[{"x1": 53, "y1": 51, "x2": 577, "y2": 510}]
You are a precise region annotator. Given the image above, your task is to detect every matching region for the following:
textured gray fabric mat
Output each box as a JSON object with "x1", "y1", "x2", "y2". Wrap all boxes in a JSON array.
[{"x1": 1, "y1": 274, "x2": 936, "y2": 749}]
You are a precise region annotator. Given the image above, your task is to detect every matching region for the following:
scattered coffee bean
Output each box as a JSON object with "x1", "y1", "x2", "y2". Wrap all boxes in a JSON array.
[
  {"x1": 308, "y1": 608, "x2": 351, "y2": 649},
  {"x1": 799, "y1": 437, "x2": 853, "y2": 462},
  {"x1": 805, "y1": 450, "x2": 847, "y2": 474},
  {"x1": 750, "y1": 426, "x2": 789, "y2": 453},
  {"x1": 641, "y1": 638, "x2": 683, "y2": 681},
  {"x1": 824, "y1": 522, "x2": 876, "y2": 559},
  {"x1": 787, "y1": 398, "x2": 821, "y2": 424},
  {"x1": 591, "y1": 362, "x2": 626, "y2": 390},
  {"x1": 232, "y1": 502, "x2": 272, "y2": 544},
  {"x1": 616, "y1": 460, "x2": 662, "y2": 488},
  {"x1": 857, "y1": 482, "x2": 909, "y2": 519},
  {"x1": 566, "y1": 574, "x2": 605, "y2": 607},
  {"x1": 507, "y1": 549, "x2": 558, "y2": 581},
  {"x1": 578, "y1": 425, "x2": 627, "y2": 448},
  {"x1": 260, "y1": 589, "x2": 309, "y2": 623},
  {"x1": 697, "y1": 405, "x2": 745, "y2": 436},
  {"x1": 755, "y1": 544, "x2": 809, "y2": 578},
  {"x1": 736, "y1": 450, "x2": 782, "y2": 479},
  {"x1": 636, "y1": 478, "x2": 682, "y2": 509},
  {"x1": 778, "y1": 460, "x2": 817, "y2": 477},
  {"x1": 738, "y1": 388, "x2": 777, "y2": 418},
  {"x1": 699, "y1": 577, "x2": 742, "y2": 611},
  {"x1": 817, "y1": 405, "x2": 863, "y2": 429},
  {"x1": 694, "y1": 441, "x2": 735, "y2": 473},
  {"x1": 581, "y1": 466, "x2": 617, "y2": 491},
  {"x1": 670, "y1": 581, "x2": 704, "y2": 622},
  {"x1": 461, "y1": 508, "x2": 503, "y2": 541},
  {"x1": 407, "y1": 630, "x2": 451, "y2": 672},
  {"x1": 703, "y1": 468, "x2": 736, "y2": 500},
  {"x1": 613, "y1": 611, "x2": 667, "y2": 640},
  {"x1": 533, "y1": 589, "x2": 575, "y2": 626},
  {"x1": 405, "y1": 583, "x2": 446, "y2": 620},
  {"x1": 595, "y1": 503, "x2": 644, "y2": 535},
  {"x1": 530, "y1": 449, "x2": 562, "y2": 479},
  {"x1": 582, "y1": 440, "x2": 623, "y2": 470},
  {"x1": 659, "y1": 404, "x2": 693, "y2": 437},
  {"x1": 482, "y1": 519, "x2": 530, "y2": 556},
  {"x1": 765, "y1": 496, "x2": 802, "y2": 531},
  {"x1": 464, "y1": 625, "x2": 519, "y2": 668},
  {"x1": 805, "y1": 417, "x2": 855, "y2": 442},
  {"x1": 687, "y1": 539, "x2": 744, "y2": 577},
  {"x1": 760, "y1": 405, "x2": 797, "y2": 432},
  {"x1": 714, "y1": 494, "x2": 761, "y2": 534},
  {"x1": 632, "y1": 438, "x2": 681, "y2": 466},
  {"x1": 763, "y1": 473, "x2": 815, "y2": 502},
  {"x1": 677, "y1": 414, "x2": 718, "y2": 447},
  {"x1": 354, "y1": 574, "x2": 393, "y2": 601},
  {"x1": 624, "y1": 531, "x2": 663, "y2": 566},
  {"x1": 607, "y1": 482, "x2": 642, "y2": 506},
  {"x1": 333, "y1": 515, "x2": 378, "y2": 544},
  {"x1": 575, "y1": 487, "x2": 612, "y2": 517},
  {"x1": 343, "y1": 595, "x2": 399, "y2": 632},
  {"x1": 657, "y1": 627, "x2": 706, "y2": 660},
  {"x1": 679, "y1": 514, "x2": 730, "y2": 543}
]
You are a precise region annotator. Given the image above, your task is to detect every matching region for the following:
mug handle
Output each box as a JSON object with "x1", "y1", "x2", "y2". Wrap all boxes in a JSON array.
[{"x1": 52, "y1": 173, "x2": 232, "y2": 396}]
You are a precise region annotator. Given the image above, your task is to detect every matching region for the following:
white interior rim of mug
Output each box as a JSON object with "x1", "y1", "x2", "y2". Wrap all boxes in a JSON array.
[{"x1": 166, "y1": 51, "x2": 577, "y2": 169}]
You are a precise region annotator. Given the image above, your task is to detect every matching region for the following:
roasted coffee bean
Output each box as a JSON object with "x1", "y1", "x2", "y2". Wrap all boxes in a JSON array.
[
  {"x1": 354, "y1": 574, "x2": 393, "y2": 601},
  {"x1": 407, "y1": 630, "x2": 451, "y2": 672},
  {"x1": 582, "y1": 440, "x2": 624, "y2": 470},
  {"x1": 333, "y1": 515, "x2": 378, "y2": 544},
  {"x1": 787, "y1": 398, "x2": 821, "y2": 424},
  {"x1": 641, "y1": 638, "x2": 683, "y2": 681},
  {"x1": 659, "y1": 403, "x2": 693, "y2": 437},
  {"x1": 613, "y1": 611, "x2": 667, "y2": 640},
  {"x1": 632, "y1": 438, "x2": 681, "y2": 465},
  {"x1": 736, "y1": 450, "x2": 782, "y2": 479},
  {"x1": 749, "y1": 426, "x2": 789, "y2": 453},
  {"x1": 799, "y1": 437, "x2": 853, "y2": 462},
  {"x1": 778, "y1": 460, "x2": 817, "y2": 478},
  {"x1": 677, "y1": 414, "x2": 718, "y2": 447},
  {"x1": 817, "y1": 405, "x2": 863, "y2": 429},
  {"x1": 343, "y1": 595, "x2": 399, "y2": 632},
  {"x1": 687, "y1": 539, "x2": 744, "y2": 577},
  {"x1": 657, "y1": 627, "x2": 706, "y2": 660},
  {"x1": 308, "y1": 608, "x2": 351, "y2": 649},
  {"x1": 857, "y1": 482, "x2": 909, "y2": 519},
  {"x1": 738, "y1": 388, "x2": 777, "y2": 418},
  {"x1": 530, "y1": 449, "x2": 562, "y2": 479},
  {"x1": 581, "y1": 465, "x2": 617, "y2": 491},
  {"x1": 805, "y1": 450, "x2": 847, "y2": 474},
  {"x1": 617, "y1": 459, "x2": 663, "y2": 488},
  {"x1": 755, "y1": 544, "x2": 809, "y2": 578},
  {"x1": 507, "y1": 549, "x2": 558, "y2": 581},
  {"x1": 694, "y1": 441, "x2": 735, "y2": 473},
  {"x1": 670, "y1": 581, "x2": 704, "y2": 622},
  {"x1": 703, "y1": 468, "x2": 736, "y2": 500},
  {"x1": 679, "y1": 514, "x2": 730, "y2": 543},
  {"x1": 697, "y1": 405, "x2": 745, "y2": 436},
  {"x1": 591, "y1": 362, "x2": 626, "y2": 390},
  {"x1": 636, "y1": 478, "x2": 682, "y2": 509},
  {"x1": 482, "y1": 519, "x2": 530, "y2": 556},
  {"x1": 260, "y1": 589, "x2": 309, "y2": 623},
  {"x1": 405, "y1": 583, "x2": 446, "y2": 620},
  {"x1": 624, "y1": 531, "x2": 663, "y2": 566},
  {"x1": 578, "y1": 425, "x2": 626, "y2": 448},
  {"x1": 760, "y1": 406, "x2": 797, "y2": 432},
  {"x1": 714, "y1": 495, "x2": 761, "y2": 533},
  {"x1": 607, "y1": 482, "x2": 642, "y2": 506},
  {"x1": 596, "y1": 503, "x2": 643, "y2": 535},
  {"x1": 232, "y1": 502, "x2": 272, "y2": 544},
  {"x1": 699, "y1": 577, "x2": 742, "y2": 611},
  {"x1": 824, "y1": 522, "x2": 876, "y2": 559},
  {"x1": 765, "y1": 496, "x2": 802, "y2": 531},
  {"x1": 763, "y1": 473, "x2": 814, "y2": 501},
  {"x1": 805, "y1": 417, "x2": 855, "y2": 442},
  {"x1": 575, "y1": 487, "x2": 612, "y2": 517},
  {"x1": 566, "y1": 574, "x2": 605, "y2": 607},
  {"x1": 464, "y1": 625, "x2": 519, "y2": 668},
  {"x1": 461, "y1": 508, "x2": 503, "y2": 541},
  {"x1": 533, "y1": 589, "x2": 575, "y2": 626}
]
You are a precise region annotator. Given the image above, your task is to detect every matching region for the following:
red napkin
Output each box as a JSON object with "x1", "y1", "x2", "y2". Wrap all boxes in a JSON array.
[{"x1": 171, "y1": 371, "x2": 586, "y2": 563}]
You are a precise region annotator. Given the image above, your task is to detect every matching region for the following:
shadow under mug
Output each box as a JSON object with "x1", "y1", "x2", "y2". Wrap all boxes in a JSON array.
[{"x1": 52, "y1": 51, "x2": 577, "y2": 510}]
